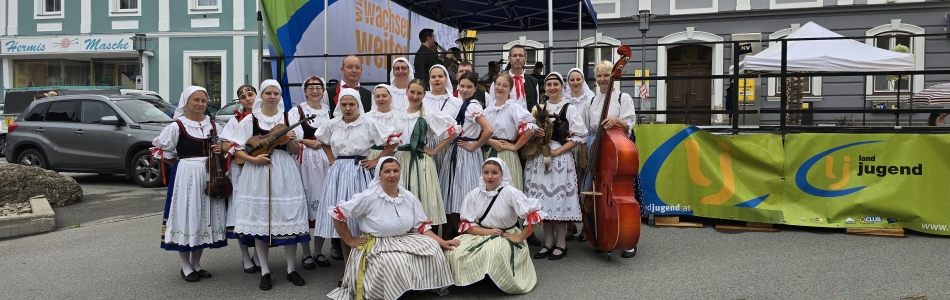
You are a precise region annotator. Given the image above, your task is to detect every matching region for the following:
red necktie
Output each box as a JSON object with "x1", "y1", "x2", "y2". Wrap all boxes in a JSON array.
[
  {"x1": 513, "y1": 75, "x2": 525, "y2": 100},
  {"x1": 453, "y1": 90, "x2": 459, "y2": 98}
]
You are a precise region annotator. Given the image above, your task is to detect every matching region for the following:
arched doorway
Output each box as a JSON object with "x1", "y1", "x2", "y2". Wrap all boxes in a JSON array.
[{"x1": 666, "y1": 45, "x2": 712, "y2": 125}]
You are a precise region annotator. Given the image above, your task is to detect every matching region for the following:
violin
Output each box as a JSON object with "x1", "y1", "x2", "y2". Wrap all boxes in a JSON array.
[
  {"x1": 239, "y1": 114, "x2": 316, "y2": 161},
  {"x1": 580, "y1": 45, "x2": 642, "y2": 260},
  {"x1": 206, "y1": 127, "x2": 232, "y2": 198}
]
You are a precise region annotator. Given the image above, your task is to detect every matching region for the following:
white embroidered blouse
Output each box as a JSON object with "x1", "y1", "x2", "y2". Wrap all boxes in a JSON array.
[
  {"x1": 482, "y1": 100, "x2": 538, "y2": 142},
  {"x1": 458, "y1": 184, "x2": 545, "y2": 232},
  {"x1": 150, "y1": 116, "x2": 214, "y2": 160},
  {"x1": 315, "y1": 116, "x2": 397, "y2": 157},
  {"x1": 330, "y1": 188, "x2": 432, "y2": 237}
]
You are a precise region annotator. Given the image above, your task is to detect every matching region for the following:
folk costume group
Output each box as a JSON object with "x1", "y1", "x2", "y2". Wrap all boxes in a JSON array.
[{"x1": 153, "y1": 43, "x2": 638, "y2": 299}]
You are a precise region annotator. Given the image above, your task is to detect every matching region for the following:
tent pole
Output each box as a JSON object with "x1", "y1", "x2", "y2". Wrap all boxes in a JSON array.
[
  {"x1": 258, "y1": 11, "x2": 264, "y2": 84},
  {"x1": 407, "y1": 2, "x2": 413, "y2": 57},
  {"x1": 324, "y1": 0, "x2": 328, "y2": 79},
  {"x1": 578, "y1": 2, "x2": 582, "y2": 70},
  {"x1": 547, "y1": 0, "x2": 554, "y2": 74}
]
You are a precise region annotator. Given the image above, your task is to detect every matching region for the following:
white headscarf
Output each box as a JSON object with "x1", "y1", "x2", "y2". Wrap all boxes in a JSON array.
[
  {"x1": 174, "y1": 86, "x2": 209, "y2": 119},
  {"x1": 372, "y1": 83, "x2": 395, "y2": 109},
  {"x1": 302, "y1": 75, "x2": 328, "y2": 105},
  {"x1": 481, "y1": 157, "x2": 512, "y2": 188},
  {"x1": 363, "y1": 156, "x2": 408, "y2": 201},
  {"x1": 253, "y1": 79, "x2": 284, "y2": 113},
  {"x1": 334, "y1": 88, "x2": 365, "y2": 117},
  {"x1": 428, "y1": 64, "x2": 453, "y2": 93},
  {"x1": 389, "y1": 57, "x2": 415, "y2": 85},
  {"x1": 563, "y1": 68, "x2": 595, "y2": 101}
]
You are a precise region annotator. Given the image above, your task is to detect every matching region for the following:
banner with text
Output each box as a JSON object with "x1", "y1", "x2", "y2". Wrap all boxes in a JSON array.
[
  {"x1": 262, "y1": 0, "x2": 455, "y2": 108},
  {"x1": 635, "y1": 125, "x2": 950, "y2": 235}
]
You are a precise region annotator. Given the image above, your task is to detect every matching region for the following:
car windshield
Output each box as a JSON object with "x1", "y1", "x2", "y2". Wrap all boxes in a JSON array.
[
  {"x1": 113, "y1": 98, "x2": 175, "y2": 123},
  {"x1": 216, "y1": 102, "x2": 242, "y2": 116}
]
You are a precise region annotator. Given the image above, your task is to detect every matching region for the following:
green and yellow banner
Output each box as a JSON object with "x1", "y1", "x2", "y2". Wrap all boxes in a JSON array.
[{"x1": 635, "y1": 125, "x2": 950, "y2": 235}]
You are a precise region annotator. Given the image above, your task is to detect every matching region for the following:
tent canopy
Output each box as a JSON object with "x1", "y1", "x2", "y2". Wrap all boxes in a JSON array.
[
  {"x1": 740, "y1": 21, "x2": 915, "y2": 74},
  {"x1": 389, "y1": 0, "x2": 598, "y2": 31}
]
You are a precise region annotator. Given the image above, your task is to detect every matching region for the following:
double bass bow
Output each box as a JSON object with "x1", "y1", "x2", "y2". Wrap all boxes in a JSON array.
[{"x1": 580, "y1": 45, "x2": 642, "y2": 260}]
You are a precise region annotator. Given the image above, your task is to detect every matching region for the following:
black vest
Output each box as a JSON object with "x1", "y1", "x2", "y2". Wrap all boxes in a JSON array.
[
  {"x1": 175, "y1": 120, "x2": 211, "y2": 158},
  {"x1": 327, "y1": 83, "x2": 373, "y2": 118},
  {"x1": 297, "y1": 106, "x2": 318, "y2": 140}
]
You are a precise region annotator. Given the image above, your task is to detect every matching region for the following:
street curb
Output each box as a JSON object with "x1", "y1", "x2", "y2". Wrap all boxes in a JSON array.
[{"x1": 0, "y1": 195, "x2": 56, "y2": 239}]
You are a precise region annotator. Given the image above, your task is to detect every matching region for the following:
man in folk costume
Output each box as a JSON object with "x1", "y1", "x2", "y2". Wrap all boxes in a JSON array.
[
  {"x1": 453, "y1": 61, "x2": 487, "y2": 107},
  {"x1": 325, "y1": 55, "x2": 373, "y2": 118},
  {"x1": 413, "y1": 28, "x2": 455, "y2": 89},
  {"x1": 488, "y1": 45, "x2": 540, "y2": 112}
]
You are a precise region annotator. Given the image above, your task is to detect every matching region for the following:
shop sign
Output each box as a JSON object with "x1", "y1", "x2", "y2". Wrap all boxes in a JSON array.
[{"x1": 1, "y1": 35, "x2": 133, "y2": 55}]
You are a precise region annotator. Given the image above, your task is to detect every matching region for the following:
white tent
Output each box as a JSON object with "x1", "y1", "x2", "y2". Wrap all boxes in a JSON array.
[{"x1": 739, "y1": 21, "x2": 915, "y2": 73}]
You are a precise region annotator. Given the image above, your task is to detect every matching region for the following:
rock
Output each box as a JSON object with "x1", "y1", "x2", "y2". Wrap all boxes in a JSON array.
[{"x1": 0, "y1": 164, "x2": 83, "y2": 207}]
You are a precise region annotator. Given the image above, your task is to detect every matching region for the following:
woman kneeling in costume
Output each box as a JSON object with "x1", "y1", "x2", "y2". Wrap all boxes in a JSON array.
[
  {"x1": 327, "y1": 156, "x2": 458, "y2": 300},
  {"x1": 444, "y1": 158, "x2": 544, "y2": 294}
]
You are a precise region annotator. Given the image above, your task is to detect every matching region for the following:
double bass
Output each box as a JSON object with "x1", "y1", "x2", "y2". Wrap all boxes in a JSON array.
[{"x1": 580, "y1": 45, "x2": 641, "y2": 260}]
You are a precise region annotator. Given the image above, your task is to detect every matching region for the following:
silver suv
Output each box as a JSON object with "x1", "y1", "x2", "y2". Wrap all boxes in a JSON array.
[{"x1": 5, "y1": 95, "x2": 174, "y2": 187}]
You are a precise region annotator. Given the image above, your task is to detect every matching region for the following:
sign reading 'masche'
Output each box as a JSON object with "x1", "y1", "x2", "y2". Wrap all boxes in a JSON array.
[{"x1": 0, "y1": 35, "x2": 133, "y2": 54}]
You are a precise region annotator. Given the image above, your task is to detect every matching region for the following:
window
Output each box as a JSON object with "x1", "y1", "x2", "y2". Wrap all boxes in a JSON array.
[
  {"x1": 24, "y1": 103, "x2": 51, "y2": 122},
  {"x1": 192, "y1": 57, "x2": 223, "y2": 105},
  {"x1": 872, "y1": 33, "x2": 911, "y2": 92},
  {"x1": 865, "y1": 21, "x2": 925, "y2": 98},
  {"x1": 501, "y1": 38, "x2": 545, "y2": 73},
  {"x1": 44, "y1": 101, "x2": 77, "y2": 122},
  {"x1": 189, "y1": 0, "x2": 222, "y2": 14},
  {"x1": 578, "y1": 35, "x2": 621, "y2": 93},
  {"x1": 591, "y1": 0, "x2": 621, "y2": 19},
  {"x1": 35, "y1": 0, "x2": 63, "y2": 18},
  {"x1": 93, "y1": 59, "x2": 138, "y2": 89},
  {"x1": 13, "y1": 59, "x2": 94, "y2": 88},
  {"x1": 81, "y1": 101, "x2": 118, "y2": 124},
  {"x1": 775, "y1": 77, "x2": 811, "y2": 95},
  {"x1": 110, "y1": 0, "x2": 141, "y2": 16}
]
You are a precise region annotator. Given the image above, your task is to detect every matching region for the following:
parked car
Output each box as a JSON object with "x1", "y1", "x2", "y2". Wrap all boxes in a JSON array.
[
  {"x1": 212, "y1": 99, "x2": 242, "y2": 129},
  {"x1": 5, "y1": 94, "x2": 175, "y2": 187},
  {"x1": 119, "y1": 89, "x2": 166, "y2": 103}
]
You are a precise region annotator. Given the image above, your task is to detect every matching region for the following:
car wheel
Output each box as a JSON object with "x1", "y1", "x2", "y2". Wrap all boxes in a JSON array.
[
  {"x1": 131, "y1": 149, "x2": 164, "y2": 188},
  {"x1": 0, "y1": 135, "x2": 6, "y2": 157},
  {"x1": 18, "y1": 148, "x2": 47, "y2": 169}
]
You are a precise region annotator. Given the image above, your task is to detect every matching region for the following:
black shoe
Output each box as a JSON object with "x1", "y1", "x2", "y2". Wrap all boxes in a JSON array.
[
  {"x1": 287, "y1": 270, "x2": 306, "y2": 286},
  {"x1": 330, "y1": 239, "x2": 344, "y2": 260},
  {"x1": 181, "y1": 269, "x2": 200, "y2": 282},
  {"x1": 243, "y1": 261, "x2": 260, "y2": 273},
  {"x1": 315, "y1": 254, "x2": 331, "y2": 267},
  {"x1": 565, "y1": 234, "x2": 575, "y2": 241},
  {"x1": 533, "y1": 246, "x2": 551, "y2": 259},
  {"x1": 548, "y1": 247, "x2": 567, "y2": 260},
  {"x1": 578, "y1": 235, "x2": 588, "y2": 243},
  {"x1": 302, "y1": 256, "x2": 316, "y2": 270},
  {"x1": 622, "y1": 248, "x2": 637, "y2": 258},
  {"x1": 526, "y1": 235, "x2": 542, "y2": 247},
  {"x1": 337, "y1": 280, "x2": 343, "y2": 287},
  {"x1": 259, "y1": 273, "x2": 272, "y2": 291},
  {"x1": 195, "y1": 269, "x2": 212, "y2": 278}
]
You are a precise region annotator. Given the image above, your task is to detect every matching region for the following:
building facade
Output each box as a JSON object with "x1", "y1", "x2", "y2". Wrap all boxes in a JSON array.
[
  {"x1": 0, "y1": 0, "x2": 270, "y2": 106},
  {"x1": 472, "y1": 0, "x2": 950, "y2": 125}
]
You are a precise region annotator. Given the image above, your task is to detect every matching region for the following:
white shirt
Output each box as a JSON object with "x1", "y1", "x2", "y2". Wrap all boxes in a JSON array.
[
  {"x1": 151, "y1": 116, "x2": 213, "y2": 159},
  {"x1": 542, "y1": 100, "x2": 589, "y2": 144},
  {"x1": 365, "y1": 109, "x2": 399, "y2": 128},
  {"x1": 423, "y1": 92, "x2": 462, "y2": 118},
  {"x1": 382, "y1": 87, "x2": 410, "y2": 113},
  {"x1": 315, "y1": 116, "x2": 395, "y2": 157},
  {"x1": 584, "y1": 90, "x2": 637, "y2": 135},
  {"x1": 286, "y1": 102, "x2": 332, "y2": 138},
  {"x1": 392, "y1": 109, "x2": 459, "y2": 146},
  {"x1": 332, "y1": 188, "x2": 431, "y2": 237},
  {"x1": 487, "y1": 70, "x2": 538, "y2": 111},
  {"x1": 457, "y1": 99, "x2": 485, "y2": 140},
  {"x1": 460, "y1": 184, "x2": 543, "y2": 229},
  {"x1": 221, "y1": 110, "x2": 304, "y2": 148},
  {"x1": 482, "y1": 100, "x2": 537, "y2": 142}
]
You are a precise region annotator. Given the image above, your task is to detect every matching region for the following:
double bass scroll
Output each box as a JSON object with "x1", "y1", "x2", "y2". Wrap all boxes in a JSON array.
[{"x1": 579, "y1": 45, "x2": 642, "y2": 259}]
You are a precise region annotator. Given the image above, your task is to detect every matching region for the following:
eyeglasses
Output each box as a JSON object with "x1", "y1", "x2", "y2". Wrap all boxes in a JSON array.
[
  {"x1": 393, "y1": 66, "x2": 409, "y2": 71},
  {"x1": 305, "y1": 86, "x2": 325, "y2": 91}
]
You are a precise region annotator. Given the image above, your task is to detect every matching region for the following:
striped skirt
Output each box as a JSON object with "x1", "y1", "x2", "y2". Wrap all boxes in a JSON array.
[
  {"x1": 444, "y1": 227, "x2": 536, "y2": 294},
  {"x1": 294, "y1": 147, "x2": 330, "y2": 222},
  {"x1": 482, "y1": 149, "x2": 525, "y2": 192},
  {"x1": 327, "y1": 233, "x2": 455, "y2": 300},
  {"x1": 395, "y1": 150, "x2": 447, "y2": 225},
  {"x1": 314, "y1": 158, "x2": 373, "y2": 238},
  {"x1": 439, "y1": 144, "x2": 484, "y2": 214},
  {"x1": 427, "y1": 137, "x2": 447, "y2": 173}
]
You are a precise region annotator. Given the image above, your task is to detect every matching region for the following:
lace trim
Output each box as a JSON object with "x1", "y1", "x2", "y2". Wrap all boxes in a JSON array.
[{"x1": 252, "y1": 109, "x2": 284, "y2": 124}]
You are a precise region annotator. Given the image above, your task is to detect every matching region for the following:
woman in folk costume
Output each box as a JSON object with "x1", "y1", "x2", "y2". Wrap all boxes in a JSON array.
[
  {"x1": 438, "y1": 72, "x2": 494, "y2": 240},
  {"x1": 524, "y1": 72, "x2": 588, "y2": 261},
  {"x1": 386, "y1": 58, "x2": 413, "y2": 112},
  {"x1": 562, "y1": 68, "x2": 596, "y2": 242},
  {"x1": 314, "y1": 89, "x2": 398, "y2": 285},
  {"x1": 481, "y1": 73, "x2": 537, "y2": 192},
  {"x1": 423, "y1": 64, "x2": 462, "y2": 171},
  {"x1": 287, "y1": 75, "x2": 333, "y2": 269},
  {"x1": 579, "y1": 60, "x2": 638, "y2": 258},
  {"x1": 393, "y1": 78, "x2": 460, "y2": 231},
  {"x1": 220, "y1": 84, "x2": 260, "y2": 273},
  {"x1": 327, "y1": 156, "x2": 458, "y2": 300},
  {"x1": 365, "y1": 84, "x2": 401, "y2": 160},
  {"x1": 225, "y1": 79, "x2": 309, "y2": 290},
  {"x1": 153, "y1": 86, "x2": 228, "y2": 282},
  {"x1": 444, "y1": 158, "x2": 544, "y2": 294}
]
